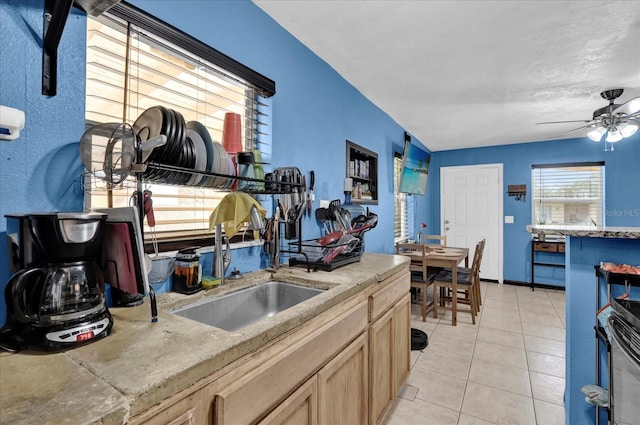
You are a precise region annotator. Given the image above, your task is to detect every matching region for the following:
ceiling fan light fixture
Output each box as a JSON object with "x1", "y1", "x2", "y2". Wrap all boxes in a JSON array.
[
  {"x1": 606, "y1": 129, "x2": 623, "y2": 143},
  {"x1": 619, "y1": 122, "x2": 638, "y2": 138},
  {"x1": 587, "y1": 126, "x2": 606, "y2": 142}
]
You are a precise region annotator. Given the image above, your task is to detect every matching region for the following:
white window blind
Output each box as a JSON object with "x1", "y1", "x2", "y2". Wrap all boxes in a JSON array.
[
  {"x1": 531, "y1": 162, "x2": 604, "y2": 227},
  {"x1": 394, "y1": 156, "x2": 409, "y2": 241},
  {"x1": 84, "y1": 12, "x2": 270, "y2": 242}
]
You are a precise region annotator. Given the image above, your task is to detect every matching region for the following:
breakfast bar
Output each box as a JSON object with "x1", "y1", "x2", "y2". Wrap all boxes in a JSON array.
[{"x1": 527, "y1": 225, "x2": 640, "y2": 425}]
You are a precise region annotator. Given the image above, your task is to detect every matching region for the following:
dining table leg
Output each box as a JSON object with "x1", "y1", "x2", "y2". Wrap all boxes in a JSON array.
[{"x1": 452, "y1": 265, "x2": 457, "y2": 326}]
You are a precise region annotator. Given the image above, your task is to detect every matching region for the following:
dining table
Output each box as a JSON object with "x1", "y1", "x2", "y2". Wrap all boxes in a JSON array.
[{"x1": 400, "y1": 245, "x2": 469, "y2": 326}]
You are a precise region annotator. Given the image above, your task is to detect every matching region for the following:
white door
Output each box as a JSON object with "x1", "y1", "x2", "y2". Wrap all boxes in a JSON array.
[{"x1": 440, "y1": 164, "x2": 503, "y2": 282}]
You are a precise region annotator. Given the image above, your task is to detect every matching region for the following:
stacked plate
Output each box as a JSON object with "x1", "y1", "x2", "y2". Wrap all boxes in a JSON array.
[{"x1": 133, "y1": 106, "x2": 236, "y2": 188}]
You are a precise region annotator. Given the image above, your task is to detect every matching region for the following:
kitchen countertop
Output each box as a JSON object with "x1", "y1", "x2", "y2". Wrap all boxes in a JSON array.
[
  {"x1": 0, "y1": 253, "x2": 409, "y2": 425},
  {"x1": 526, "y1": 224, "x2": 640, "y2": 239}
]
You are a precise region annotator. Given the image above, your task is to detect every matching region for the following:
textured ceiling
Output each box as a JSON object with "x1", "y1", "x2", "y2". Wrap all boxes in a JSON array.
[{"x1": 253, "y1": 0, "x2": 640, "y2": 152}]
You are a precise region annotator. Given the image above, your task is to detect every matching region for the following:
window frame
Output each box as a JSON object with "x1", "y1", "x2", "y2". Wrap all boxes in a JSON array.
[
  {"x1": 85, "y1": 2, "x2": 275, "y2": 252},
  {"x1": 394, "y1": 153, "x2": 410, "y2": 242},
  {"x1": 531, "y1": 161, "x2": 605, "y2": 228}
]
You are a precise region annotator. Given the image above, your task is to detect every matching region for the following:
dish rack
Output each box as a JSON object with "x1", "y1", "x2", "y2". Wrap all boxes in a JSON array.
[{"x1": 288, "y1": 235, "x2": 364, "y2": 272}]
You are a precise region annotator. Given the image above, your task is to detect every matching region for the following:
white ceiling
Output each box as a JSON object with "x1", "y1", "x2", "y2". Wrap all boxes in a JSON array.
[{"x1": 253, "y1": 0, "x2": 640, "y2": 152}]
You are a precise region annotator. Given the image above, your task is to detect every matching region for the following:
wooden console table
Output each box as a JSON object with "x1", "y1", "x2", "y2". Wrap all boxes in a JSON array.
[{"x1": 530, "y1": 240, "x2": 565, "y2": 290}]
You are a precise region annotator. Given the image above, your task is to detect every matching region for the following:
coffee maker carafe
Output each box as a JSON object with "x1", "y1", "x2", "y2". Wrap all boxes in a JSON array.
[{"x1": 1, "y1": 212, "x2": 113, "y2": 351}]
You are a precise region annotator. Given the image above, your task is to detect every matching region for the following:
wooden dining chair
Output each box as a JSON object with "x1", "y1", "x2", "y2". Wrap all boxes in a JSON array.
[
  {"x1": 432, "y1": 239, "x2": 485, "y2": 325},
  {"x1": 395, "y1": 242, "x2": 436, "y2": 322},
  {"x1": 421, "y1": 234, "x2": 447, "y2": 247},
  {"x1": 443, "y1": 239, "x2": 485, "y2": 314}
]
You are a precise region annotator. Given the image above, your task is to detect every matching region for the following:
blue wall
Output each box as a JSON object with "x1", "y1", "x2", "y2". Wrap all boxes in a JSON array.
[
  {"x1": 2, "y1": 2, "x2": 640, "y2": 424},
  {"x1": 0, "y1": 0, "x2": 423, "y2": 322},
  {"x1": 125, "y1": 0, "x2": 421, "y2": 253},
  {"x1": 422, "y1": 137, "x2": 640, "y2": 286}
]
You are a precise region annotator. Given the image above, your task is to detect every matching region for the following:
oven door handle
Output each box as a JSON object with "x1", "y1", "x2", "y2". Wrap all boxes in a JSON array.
[{"x1": 609, "y1": 316, "x2": 640, "y2": 366}]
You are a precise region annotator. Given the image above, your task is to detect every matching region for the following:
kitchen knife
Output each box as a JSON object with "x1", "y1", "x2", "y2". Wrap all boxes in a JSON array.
[{"x1": 307, "y1": 171, "x2": 315, "y2": 217}]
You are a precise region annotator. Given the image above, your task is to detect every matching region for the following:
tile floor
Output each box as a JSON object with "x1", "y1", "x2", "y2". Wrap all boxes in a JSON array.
[{"x1": 385, "y1": 282, "x2": 566, "y2": 425}]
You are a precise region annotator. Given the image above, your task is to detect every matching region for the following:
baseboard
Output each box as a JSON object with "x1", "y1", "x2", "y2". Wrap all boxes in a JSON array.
[{"x1": 503, "y1": 279, "x2": 566, "y2": 291}]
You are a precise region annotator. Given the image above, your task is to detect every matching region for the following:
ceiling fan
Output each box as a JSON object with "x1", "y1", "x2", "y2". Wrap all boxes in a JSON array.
[{"x1": 538, "y1": 89, "x2": 640, "y2": 143}]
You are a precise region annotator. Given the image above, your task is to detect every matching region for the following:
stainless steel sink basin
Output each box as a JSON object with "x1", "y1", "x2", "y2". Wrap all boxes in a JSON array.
[{"x1": 170, "y1": 281, "x2": 325, "y2": 331}]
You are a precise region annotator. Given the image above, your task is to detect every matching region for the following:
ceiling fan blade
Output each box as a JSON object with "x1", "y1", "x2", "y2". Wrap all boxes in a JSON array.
[
  {"x1": 613, "y1": 96, "x2": 640, "y2": 116},
  {"x1": 554, "y1": 124, "x2": 594, "y2": 135},
  {"x1": 535, "y1": 119, "x2": 593, "y2": 125}
]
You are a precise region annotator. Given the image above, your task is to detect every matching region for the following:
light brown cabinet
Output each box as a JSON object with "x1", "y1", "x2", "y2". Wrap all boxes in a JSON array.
[
  {"x1": 127, "y1": 267, "x2": 410, "y2": 425},
  {"x1": 258, "y1": 377, "x2": 317, "y2": 425},
  {"x1": 369, "y1": 307, "x2": 395, "y2": 424},
  {"x1": 393, "y1": 295, "x2": 411, "y2": 389},
  {"x1": 368, "y1": 294, "x2": 410, "y2": 425},
  {"x1": 318, "y1": 333, "x2": 369, "y2": 425},
  {"x1": 367, "y1": 269, "x2": 411, "y2": 425}
]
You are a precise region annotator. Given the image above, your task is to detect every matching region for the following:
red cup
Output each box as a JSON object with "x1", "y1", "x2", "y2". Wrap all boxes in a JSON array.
[{"x1": 222, "y1": 112, "x2": 242, "y2": 154}]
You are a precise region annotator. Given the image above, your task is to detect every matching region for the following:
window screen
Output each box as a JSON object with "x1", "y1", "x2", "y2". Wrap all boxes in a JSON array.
[
  {"x1": 84, "y1": 11, "x2": 271, "y2": 242},
  {"x1": 531, "y1": 162, "x2": 605, "y2": 227}
]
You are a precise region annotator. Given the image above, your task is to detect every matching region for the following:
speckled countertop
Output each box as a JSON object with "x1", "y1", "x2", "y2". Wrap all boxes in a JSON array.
[
  {"x1": 526, "y1": 225, "x2": 640, "y2": 239},
  {"x1": 0, "y1": 253, "x2": 409, "y2": 425}
]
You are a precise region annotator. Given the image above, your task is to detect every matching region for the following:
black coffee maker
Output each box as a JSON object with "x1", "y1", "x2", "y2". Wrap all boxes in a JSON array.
[{"x1": 1, "y1": 212, "x2": 113, "y2": 351}]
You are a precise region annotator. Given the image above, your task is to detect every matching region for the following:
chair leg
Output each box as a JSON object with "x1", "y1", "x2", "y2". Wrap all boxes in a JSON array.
[
  {"x1": 469, "y1": 286, "x2": 477, "y2": 325},
  {"x1": 422, "y1": 286, "x2": 427, "y2": 322},
  {"x1": 433, "y1": 283, "x2": 438, "y2": 318}
]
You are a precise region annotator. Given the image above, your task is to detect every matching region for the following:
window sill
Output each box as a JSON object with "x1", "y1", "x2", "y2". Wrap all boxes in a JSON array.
[{"x1": 150, "y1": 239, "x2": 263, "y2": 259}]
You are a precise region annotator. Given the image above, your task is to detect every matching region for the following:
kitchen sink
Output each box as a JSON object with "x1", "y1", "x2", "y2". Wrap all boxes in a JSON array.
[{"x1": 170, "y1": 281, "x2": 325, "y2": 331}]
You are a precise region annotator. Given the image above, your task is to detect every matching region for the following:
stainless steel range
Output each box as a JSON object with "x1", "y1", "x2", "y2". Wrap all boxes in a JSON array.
[{"x1": 609, "y1": 298, "x2": 640, "y2": 425}]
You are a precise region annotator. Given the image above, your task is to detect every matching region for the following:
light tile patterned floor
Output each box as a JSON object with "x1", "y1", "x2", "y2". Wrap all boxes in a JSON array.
[{"x1": 385, "y1": 282, "x2": 566, "y2": 425}]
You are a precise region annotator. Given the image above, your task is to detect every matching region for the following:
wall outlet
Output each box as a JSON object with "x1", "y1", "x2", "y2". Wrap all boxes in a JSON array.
[{"x1": 504, "y1": 215, "x2": 514, "y2": 224}]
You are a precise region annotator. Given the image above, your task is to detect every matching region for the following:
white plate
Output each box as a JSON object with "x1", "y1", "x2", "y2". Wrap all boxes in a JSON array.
[
  {"x1": 211, "y1": 142, "x2": 227, "y2": 188},
  {"x1": 186, "y1": 121, "x2": 215, "y2": 187}
]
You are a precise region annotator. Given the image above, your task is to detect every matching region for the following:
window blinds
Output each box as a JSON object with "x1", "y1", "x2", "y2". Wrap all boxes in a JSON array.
[
  {"x1": 531, "y1": 162, "x2": 605, "y2": 227},
  {"x1": 85, "y1": 12, "x2": 271, "y2": 241},
  {"x1": 394, "y1": 156, "x2": 409, "y2": 240}
]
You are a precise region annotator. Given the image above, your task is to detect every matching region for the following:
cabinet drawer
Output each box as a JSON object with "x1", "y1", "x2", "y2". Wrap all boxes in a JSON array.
[
  {"x1": 369, "y1": 271, "x2": 410, "y2": 322},
  {"x1": 533, "y1": 242, "x2": 558, "y2": 252},
  {"x1": 558, "y1": 243, "x2": 565, "y2": 253},
  {"x1": 214, "y1": 301, "x2": 368, "y2": 425}
]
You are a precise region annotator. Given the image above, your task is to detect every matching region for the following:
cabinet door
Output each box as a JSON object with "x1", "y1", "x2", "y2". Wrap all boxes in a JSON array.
[
  {"x1": 317, "y1": 333, "x2": 368, "y2": 425},
  {"x1": 393, "y1": 295, "x2": 411, "y2": 389},
  {"x1": 258, "y1": 377, "x2": 317, "y2": 425},
  {"x1": 127, "y1": 388, "x2": 213, "y2": 425},
  {"x1": 214, "y1": 301, "x2": 368, "y2": 425},
  {"x1": 369, "y1": 308, "x2": 395, "y2": 425}
]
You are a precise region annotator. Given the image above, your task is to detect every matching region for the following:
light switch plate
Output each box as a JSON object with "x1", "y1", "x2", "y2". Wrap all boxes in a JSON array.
[{"x1": 504, "y1": 215, "x2": 514, "y2": 224}]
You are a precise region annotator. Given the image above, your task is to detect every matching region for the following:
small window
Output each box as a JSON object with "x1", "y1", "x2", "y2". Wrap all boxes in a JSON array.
[
  {"x1": 531, "y1": 162, "x2": 604, "y2": 227},
  {"x1": 394, "y1": 155, "x2": 410, "y2": 241}
]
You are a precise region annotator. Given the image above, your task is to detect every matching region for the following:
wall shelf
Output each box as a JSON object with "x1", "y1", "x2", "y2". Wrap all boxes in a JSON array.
[{"x1": 345, "y1": 140, "x2": 378, "y2": 205}]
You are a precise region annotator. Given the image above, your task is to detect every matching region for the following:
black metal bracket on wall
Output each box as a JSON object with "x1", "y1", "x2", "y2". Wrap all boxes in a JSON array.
[{"x1": 42, "y1": 0, "x2": 74, "y2": 96}]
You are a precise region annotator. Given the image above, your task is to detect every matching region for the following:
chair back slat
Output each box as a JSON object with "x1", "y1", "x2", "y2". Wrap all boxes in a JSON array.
[
  {"x1": 422, "y1": 234, "x2": 446, "y2": 247},
  {"x1": 395, "y1": 242, "x2": 428, "y2": 280},
  {"x1": 469, "y1": 239, "x2": 486, "y2": 283}
]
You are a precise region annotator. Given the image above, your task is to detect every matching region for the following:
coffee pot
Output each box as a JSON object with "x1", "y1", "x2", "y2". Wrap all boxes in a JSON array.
[
  {"x1": 6, "y1": 261, "x2": 107, "y2": 328},
  {"x1": 1, "y1": 212, "x2": 113, "y2": 351}
]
